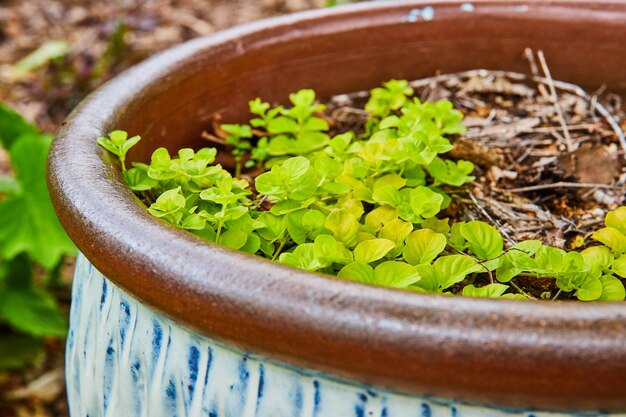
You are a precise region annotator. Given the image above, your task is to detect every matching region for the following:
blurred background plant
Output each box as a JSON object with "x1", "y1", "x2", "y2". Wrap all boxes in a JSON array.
[{"x1": 0, "y1": 1, "x2": 358, "y2": 415}]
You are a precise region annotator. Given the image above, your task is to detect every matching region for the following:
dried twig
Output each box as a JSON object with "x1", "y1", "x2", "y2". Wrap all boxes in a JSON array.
[
  {"x1": 499, "y1": 182, "x2": 624, "y2": 193},
  {"x1": 536, "y1": 50, "x2": 574, "y2": 152},
  {"x1": 467, "y1": 190, "x2": 516, "y2": 245}
]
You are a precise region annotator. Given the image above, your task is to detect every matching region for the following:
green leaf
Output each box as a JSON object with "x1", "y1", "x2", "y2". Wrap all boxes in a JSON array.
[
  {"x1": 180, "y1": 213, "x2": 206, "y2": 230},
  {"x1": 448, "y1": 222, "x2": 467, "y2": 251},
  {"x1": 240, "y1": 234, "x2": 261, "y2": 254},
  {"x1": 606, "y1": 207, "x2": 626, "y2": 236},
  {"x1": 0, "y1": 134, "x2": 76, "y2": 268},
  {"x1": 314, "y1": 156, "x2": 343, "y2": 178},
  {"x1": 582, "y1": 246, "x2": 614, "y2": 271},
  {"x1": 373, "y1": 261, "x2": 421, "y2": 288},
  {"x1": 495, "y1": 241, "x2": 540, "y2": 283},
  {"x1": 433, "y1": 255, "x2": 481, "y2": 290},
  {"x1": 285, "y1": 210, "x2": 307, "y2": 245},
  {"x1": 495, "y1": 240, "x2": 542, "y2": 284},
  {"x1": 338, "y1": 262, "x2": 375, "y2": 284},
  {"x1": 150, "y1": 147, "x2": 172, "y2": 166},
  {"x1": 0, "y1": 255, "x2": 33, "y2": 289},
  {"x1": 420, "y1": 217, "x2": 450, "y2": 234},
  {"x1": 295, "y1": 131, "x2": 329, "y2": 153},
  {"x1": 379, "y1": 115, "x2": 400, "y2": 129},
  {"x1": 249, "y1": 98, "x2": 270, "y2": 116},
  {"x1": 97, "y1": 137, "x2": 119, "y2": 156},
  {"x1": 12, "y1": 40, "x2": 69, "y2": 74},
  {"x1": 289, "y1": 89, "x2": 317, "y2": 107},
  {"x1": 403, "y1": 229, "x2": 447, "y2": 265},
  {"x1": 364, "y1": 206, "x2": 397, "y2": 231},
  {"x1": 221, "y1": 123, "x2": 252, "y2": 139},
  {"x1": 124, "y1": 167, "x2": 158, "y2": 191},
  {"x1": 511, "y1": 239, "x2": 543, "y2": 255},
  {"x1": 409, "y1": 186, "x2": 443, "y2": 219},
  {"x1": 612, "y1": 255, "x2": 626, "y2": 278},
  {"x1": 321, "y1": 181, "x2": 351, "y2": 195},
  {"x1": 148, "y1": 187, "x2": 186, "y2": 222},
  {"x1": 289, "y1": 174, "x2": 321, "y2": 201},
  {"x1": 0, "y1": 287, "x2": 67, "y2": 337},
  {"x1": 460, "y1": 221, "x2": 503, "y2": 261},
  {"x1": 304, "y1": 117, "x2": 329, "y2": 132},
  {"x1": 0, "y1": 103, "x2": 39, "y2": 149},
  {"x1": 598, "y1": 275, "x2": 626, "y2": 301},
  {"x1": 226, "y1": 214, "x2": 255, "y2": 235},
  {"x1": 353, "y1": 238, "x2": 396, "y2": 264},
  {"x1": 219, "y1": 229, "x2": 248, "y2": 250},
  {"x1": 255, "y1": 157, "x2": 319, "y2": 201},
  {"x1": 313, "y1": 234, "x2": 352, "y2": 266},
  {"x1": 279, "y1": 244, "x2": 320, "y2": 271},
  {"x1": 267, "y1": 116, "x2": 299, "y2": 134},
  {"x1": 0, "y1": 175, "x2": 21, "y2": 194},
  {"x1": 302, "y1": 210, "x2": 326, "y2": 232},
  {"x1": 286, "y1": 209, "x2": 326, "y2": 244},
  {"x1": 576, "y1": 278, "x2": 603, "y2": 301},
  {"x1": 462, "y1": 283, "x2": 509, "y2": 298},
  {"x1": 501, "y1": 293, "x2": 528, "y2": 301},
  {"x1": 534, "y1": 245, "x2": 566, "y2": 273},
  {"x1": 270, "y1": 199, "x2": 313, "y2": 216},
  {"x1": 592, "y1": 227, "x2": 626, "y2": 255},
  {"x1": 121, "y1": 134, "x2": 141, "y2": 155},
  {"x1": 372, "y1": 186, "x2": 403, "y2": 207},
  {"x1": 379, "y1": 219, "x2": 413, "y2": 245},
  {"x1": 256, "y1": 212, "x2": 286, "y2": 242},
  {"x1": 267, "y1": 135, "x2": 295, "y2": 156},
  {"x1": 282, "y1": 156, "x2": 311, "y2": 180},
  {"x1": 427, "y1": 157, "x2": 475, "y2": 186},
  {"x1": 366, "y1": 79, "x2": 413, "y2": 117},
  {"x1": 324, "y1": 209, "x2": 360, "y2": 247},
  {"x1": 411, "y1": 264, "x2": 438, "y2": 293},
  {"x1": 328, "y1": 132, "x2": 353, "y2": 153},
  {"x1": 373, "y1": 174, "x2": 406, "y2": 191}
]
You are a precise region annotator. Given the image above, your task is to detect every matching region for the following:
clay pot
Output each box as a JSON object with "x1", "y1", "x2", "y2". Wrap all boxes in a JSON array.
[{"x1": 49, "y1": 1, "x2": 626, "y2": 416}]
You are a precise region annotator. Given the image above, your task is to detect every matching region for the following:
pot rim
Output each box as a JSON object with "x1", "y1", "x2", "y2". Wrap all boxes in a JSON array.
[{"x1": 49, "y1": 0, "x2": 626, "y2": 411}]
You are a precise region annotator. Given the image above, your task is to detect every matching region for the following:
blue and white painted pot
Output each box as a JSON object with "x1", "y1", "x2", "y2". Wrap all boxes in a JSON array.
[
  {"x1": 67, "y1": 255, "x2": 621, "y2": 417},
  {"x1": 51, "y1": 2, "x2": 626, "y2": 416}
]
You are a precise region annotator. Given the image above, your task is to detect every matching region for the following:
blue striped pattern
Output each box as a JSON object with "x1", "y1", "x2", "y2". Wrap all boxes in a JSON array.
[{"x1": 67, "y1": 254, "x2": 612, "y2": 417}]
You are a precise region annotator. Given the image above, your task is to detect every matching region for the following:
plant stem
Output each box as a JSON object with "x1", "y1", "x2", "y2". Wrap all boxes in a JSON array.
[
  {"x1": 449, "y1": 246, "x2": 493, "y2": 283},
  {"x1": 215, "y1": 204, "x2": 227, "y2": 243},
  {"x1": 552, "y1": 289, "x2": 563, "y2": 301},
  {"x1": 235, "y1": 156, "x2": 242, "y2": 178},
  {"x1": 215, "y1": 222, "x2": 223, "y2": 243},
  {"x1": 510, "y1": 280, "x2": 533, "y2": 300},
  {"x1": 271, "y1": 235, "x2": 289, "y2": 261}
]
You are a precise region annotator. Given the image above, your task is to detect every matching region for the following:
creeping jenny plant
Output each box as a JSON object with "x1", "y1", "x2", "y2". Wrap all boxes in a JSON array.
[{"x1": 98, "y1": 80, "x2": 626, "y2": 301}]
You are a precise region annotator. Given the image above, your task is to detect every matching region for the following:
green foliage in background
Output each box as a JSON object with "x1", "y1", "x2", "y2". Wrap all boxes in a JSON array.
[
  {"x1": 101, "y1": 81, "x2": 626, "y2": 302},
  {"x1": 0, "y1": 104, "x2": 76, "y2": 370}
]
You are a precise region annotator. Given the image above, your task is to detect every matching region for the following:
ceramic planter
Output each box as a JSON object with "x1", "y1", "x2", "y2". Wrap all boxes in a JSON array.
[{"x1": 49, "y1": 1, "x2": 626, "y2": 416}]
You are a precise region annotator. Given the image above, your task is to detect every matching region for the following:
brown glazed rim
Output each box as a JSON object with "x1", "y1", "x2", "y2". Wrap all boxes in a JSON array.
[{"x1": 49, "y1": 1, "x2": 626, "y2": 412}]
